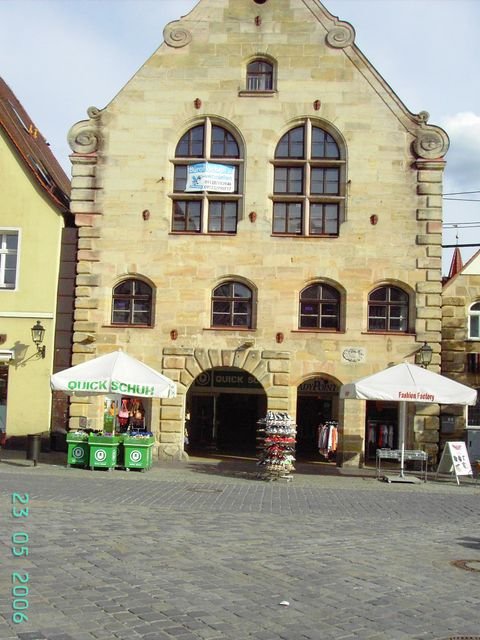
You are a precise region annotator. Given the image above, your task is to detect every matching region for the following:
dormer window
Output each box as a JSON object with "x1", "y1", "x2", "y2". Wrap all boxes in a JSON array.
[{"x1": 247, "y1": 60, "x2": 273, "y2": 91}]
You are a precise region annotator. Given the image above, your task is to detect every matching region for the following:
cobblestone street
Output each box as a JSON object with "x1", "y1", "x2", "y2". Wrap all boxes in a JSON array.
[{"x1": 0, "y1": 453, "x2": 479, "y2": 640}]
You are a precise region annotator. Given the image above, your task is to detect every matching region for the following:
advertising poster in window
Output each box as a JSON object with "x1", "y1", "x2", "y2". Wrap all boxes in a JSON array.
[{"x1": 185, "y1": 162, "x2": 235, "y2": 193}]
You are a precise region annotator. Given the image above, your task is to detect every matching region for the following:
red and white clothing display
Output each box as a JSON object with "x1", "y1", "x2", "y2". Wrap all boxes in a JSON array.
[
  {"x1": 367, "y1": 422, "x2": 395, "y2": 448},
  {"x1": 365, "y1": 420, "x2": 397, "y2": 460},
  {"x1": 318, "y1": 421, "x2": 338, "y2": 459}
]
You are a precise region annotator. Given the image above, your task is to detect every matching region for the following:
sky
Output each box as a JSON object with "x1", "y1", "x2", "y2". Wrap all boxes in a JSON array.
[{"x1": 1, "y1": 0, "x2": 479, "y2": 274}]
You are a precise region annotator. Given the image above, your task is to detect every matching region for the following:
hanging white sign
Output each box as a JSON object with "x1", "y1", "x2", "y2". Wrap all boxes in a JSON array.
[{"x1": 185, "y1": 162, "x2": 235, "y2": 193}]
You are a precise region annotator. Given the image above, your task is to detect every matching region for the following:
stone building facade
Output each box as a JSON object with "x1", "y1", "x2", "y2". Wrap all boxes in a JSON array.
[
  {"x1": 67, "y1": 0, "x2": 448, "y2": 465},
  {"x1": 442, "y1": 251, "x2": 480, "y2": 448}
]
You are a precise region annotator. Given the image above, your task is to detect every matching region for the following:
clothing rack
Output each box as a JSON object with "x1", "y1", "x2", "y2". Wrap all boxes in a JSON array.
[
  {"x1": 366, "y1": 420, "x2": 396, "y2": 460},
  {"x1": 318, "y1": 420, "x2": 338, "y2": 460}
]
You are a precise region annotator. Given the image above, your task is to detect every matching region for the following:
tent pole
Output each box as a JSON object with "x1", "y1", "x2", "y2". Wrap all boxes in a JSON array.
[{"x1": 399, "y1": 401, "x2": 406, "y2": 478}]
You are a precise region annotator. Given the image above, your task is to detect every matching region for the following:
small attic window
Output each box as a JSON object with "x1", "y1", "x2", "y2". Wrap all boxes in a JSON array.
[{"x1": 246, "y1": 59, "x2": 274, "y2": 91}]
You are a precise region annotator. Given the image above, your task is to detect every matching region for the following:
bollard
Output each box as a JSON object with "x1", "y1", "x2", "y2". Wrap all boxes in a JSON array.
[{"x1": 26, "y1": 434, "x2": 41, "y2": 466}]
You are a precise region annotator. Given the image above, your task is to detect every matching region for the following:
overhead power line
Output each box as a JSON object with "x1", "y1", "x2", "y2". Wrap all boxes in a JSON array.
[
  {"x1": 442, "y1": 243, "x2": 480, "y2": 248},
  {"x1": 443, "y1": 222, "x2": 480, "y2": 228},
  {"x1": 443, "y1": 190, "x2": 480, "y2": 195}
]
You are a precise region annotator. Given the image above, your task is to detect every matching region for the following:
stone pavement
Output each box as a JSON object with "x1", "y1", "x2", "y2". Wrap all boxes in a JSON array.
[{"x1": 0, "y1": 450, "x2": 479, "y2": 640}]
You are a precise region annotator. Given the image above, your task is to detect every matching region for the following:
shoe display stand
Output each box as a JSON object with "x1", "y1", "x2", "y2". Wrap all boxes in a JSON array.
[{"x1": 256, "y1": 411, "x2": 296, "y2": 481}]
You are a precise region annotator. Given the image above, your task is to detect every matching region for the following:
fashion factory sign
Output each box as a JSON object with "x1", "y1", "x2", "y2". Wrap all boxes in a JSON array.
[{"x1": 398, "y1": 391, "x2": 435, "y2": 402}]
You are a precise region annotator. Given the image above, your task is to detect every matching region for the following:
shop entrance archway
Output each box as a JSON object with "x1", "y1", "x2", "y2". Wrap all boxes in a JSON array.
[
  {"x1": 296, "y1": 375, "x2": 340, "y2": 459},
  {"x1": 186, "y1": 368, "x2": 267, "y2": 455}
]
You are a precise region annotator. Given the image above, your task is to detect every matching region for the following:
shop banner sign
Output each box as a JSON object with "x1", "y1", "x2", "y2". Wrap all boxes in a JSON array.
[
  {"x1": 66, "y1": 379, "x2": 156, "y2": 396},
  {"x1": 185, "y1": 162, "x2": 235, "y2": 193},
  {"x1": 298, "y1": 378, "x2": 339, "y2": 393},
  {"x1": 51, "y1": 350, "x2": 177, "y2": 399},
  {"x1": 194, "y1": 369, "x2": 262, "y2": 389}
]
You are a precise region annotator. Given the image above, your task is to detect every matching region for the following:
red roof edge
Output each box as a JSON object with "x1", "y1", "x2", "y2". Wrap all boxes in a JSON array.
[{"x1": 0, "y1": 76, "x2": 71, "y2": 221}]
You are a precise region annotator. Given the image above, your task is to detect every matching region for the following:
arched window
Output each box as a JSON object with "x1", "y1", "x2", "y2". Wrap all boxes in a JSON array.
[
  {"x1": 299, "y1": 283, "x2": 340, "y2": 330},
  {"x1": 211, "y1": 281, "x2": 253, "y2": 328},
  {"x1": 112, "y1": 279, "x2": 153, "y2": 326},
  {"x1": 272, "y1": 121, "x2": 345, "y2": 237},
  {"x1": 368, "y1": 286, "x2": 408, "y2": 332},
  {"x1": 247, "y1": 59, "x2": 273, "y2": 91},
  {"x1": 172, "y1": 119, "x2": 243, "y2": 234},
  {"x1": 469, "y1": 302, "x2": 480, "y2": 339}
]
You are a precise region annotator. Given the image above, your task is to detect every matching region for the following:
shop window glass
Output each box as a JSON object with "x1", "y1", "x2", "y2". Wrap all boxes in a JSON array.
[
  {"x1": 273, "y1": 202, "x2": 302, "y2": 234},
  {"x1": 172, "y1": 201, "x2": 201, "y2": 232},
  {"x1": 0, "y1": 231, "x2": 19, "y2": 289},
  {"x1": 467, "y1": 353, "x2": 480, "y2": 374},
  {"x1": 299, "y1": 283, "x2": 340, "y2": 330},
  {"x1": 246, "y1": 59, "x2": 274, "y2": 91},
  {"x1": 272, "y1": 122, "x2": 344, "y2": 237},
  {"x1": 368, "y1": 286, "x2": 408, "y2": 332},
  {"x1": 172, "y1": 119, "x2": 243, "y2": 234},
  {"x1": 469, "y1": 302, "x2": 480, "y2": 339},
  {"x1": 468, "y1": 388, "x2": 480, "y2": 426},
  {"x1": 211, "y1": 281, "x2": 253, "y2": 328},
  {"x1": 112, "y1": 279, "x2": 153, "y2": 326}
]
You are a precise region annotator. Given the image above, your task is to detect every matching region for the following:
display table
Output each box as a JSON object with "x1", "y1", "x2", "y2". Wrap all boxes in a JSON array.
[
  {"x1": 66, "y1": 432, "x2": 89, "y2": 467},
  {"x1": 376, "y1": 448, "x2": 428, "y2": 482}
]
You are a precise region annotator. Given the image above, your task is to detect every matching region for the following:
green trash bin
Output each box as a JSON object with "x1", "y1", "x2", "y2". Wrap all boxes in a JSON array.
[
  {"x1": 66, "y1": 432, "x2": 89, "y2": 467},
  {"x1": 122, "y1": 435, "x2": 154, "y2": 472},
  {"x1": 88, "y1": 434, "x2": 120, "y2": 471}
]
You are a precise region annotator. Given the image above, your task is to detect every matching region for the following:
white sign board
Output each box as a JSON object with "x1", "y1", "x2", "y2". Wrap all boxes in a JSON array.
[
  {"x1": 186, "y1": 162, "x2": 235, "y2": 193},
  {"x1": 436, "y1": 441, "x2": 473, "y2": 484}
]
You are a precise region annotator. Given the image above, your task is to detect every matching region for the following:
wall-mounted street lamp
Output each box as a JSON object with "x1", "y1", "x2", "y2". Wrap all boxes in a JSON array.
[
  {"x1": 417, "y1": 341, "x2": 433, "y2": 368},
  {"x1": 31, "y1": 321, "x2": 46, "y2": 359}
]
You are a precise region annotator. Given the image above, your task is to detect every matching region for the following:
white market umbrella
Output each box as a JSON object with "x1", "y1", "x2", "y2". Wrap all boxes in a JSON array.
[
  {"x1": 340, "y1": 362, "x2": 477, "y2": 478},
  {"x1": 51, "y1": 350, "x2": 177, "y2": 399}
]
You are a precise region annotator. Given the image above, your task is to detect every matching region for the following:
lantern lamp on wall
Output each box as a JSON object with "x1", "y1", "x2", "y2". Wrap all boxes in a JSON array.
[
  {"x1": 31, "y1": 320, "x2": 46, "y2": 358},
  {"x1": 416, "y1": 341, "x2": 433, "y2": 368}
]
